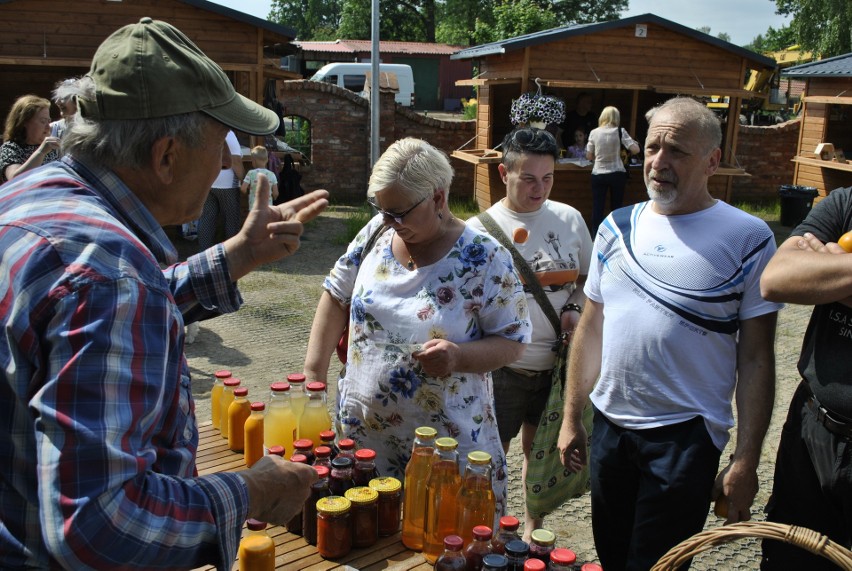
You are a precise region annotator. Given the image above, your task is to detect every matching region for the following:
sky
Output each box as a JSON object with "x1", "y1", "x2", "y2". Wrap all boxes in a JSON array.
[{"x1": 209, "y1": 0, "x2": 790, "y2": 47}]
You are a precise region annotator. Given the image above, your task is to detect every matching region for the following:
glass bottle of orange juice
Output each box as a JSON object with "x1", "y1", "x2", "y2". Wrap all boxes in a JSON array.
[
  {"x1": 423, "y1": 437, "x2": 463, "y2": 563},
  {"x1": 455, "y1": 451, "x2": 496, "y2": 546},
  {"x1": 401, "y1": 426, "x2": 438, "y2": 550},
  {"x1": 298, "y1": 382, "x2": 332, "y2": 448},
  {"x1": 220, "y1": 378, "x2": 241, "y2": 440},
  {"x1": 287, "y1": 373, "x2": 308, "y2": 431},
  {"x1": 238, "y1": 519, "x2": 275, "y2": 571},
  {"x1": 264, "y1": 382, "x2": 297, "y2": 457},
  {"x1": 210, "y1": 369, "x2": 231, "y2": 430},
  {"x1": 244, "y1": 402, "x2": 265, "y2": 467},
  {"x1": 228, "y1": 387, "x2": 252, "y2": 452}
]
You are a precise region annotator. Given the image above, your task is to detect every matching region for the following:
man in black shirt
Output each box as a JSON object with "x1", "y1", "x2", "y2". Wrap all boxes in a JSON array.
[{"x1": 560, "y1": 92, "x2": 596, "y2": 151}]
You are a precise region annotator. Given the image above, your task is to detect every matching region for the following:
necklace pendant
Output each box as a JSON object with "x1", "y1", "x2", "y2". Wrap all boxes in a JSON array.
[{"x1": 407, "y1": 256, "x2": 415, "y2": 270}]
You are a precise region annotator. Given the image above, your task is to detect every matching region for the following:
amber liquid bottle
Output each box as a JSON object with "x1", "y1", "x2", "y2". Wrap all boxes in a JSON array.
[
  {"x1": 228, "y1": 387, "x2": 252, "y2": 452},
  {"x1": 401, "y1": 426, "x2": 438, "y2": 550},
  {"x1": 455, "y1": 451, "x2": 496, "y2": 546},
  {"x1": 422, "y1": 437, "x2": 462, "y2": 563}
]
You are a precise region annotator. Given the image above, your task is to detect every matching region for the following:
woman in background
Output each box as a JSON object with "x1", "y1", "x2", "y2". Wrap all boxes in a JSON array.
[
  {"x1": 586, "y1": 106, "x2": 640, "y2": 234},
  {"x1": 1, "y1": 95, "x2": 60, "y2": 183}
]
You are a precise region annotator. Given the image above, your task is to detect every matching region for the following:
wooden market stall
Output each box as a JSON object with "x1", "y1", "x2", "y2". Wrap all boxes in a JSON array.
[
  {"x1": 783, "y1": 53, "x2": 852, "y2": 201},
  {"x1": 449, "y1": 13, "x2": 776, "y2": 226}
]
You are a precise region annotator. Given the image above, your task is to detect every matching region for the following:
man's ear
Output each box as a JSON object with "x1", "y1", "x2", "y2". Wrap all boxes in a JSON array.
[
  {"x1": 150, "y1": 136, "x2": 178, "y2": 185},
  {"x1": 705, "y1": 147, "x2": 722, "y2": 177}
]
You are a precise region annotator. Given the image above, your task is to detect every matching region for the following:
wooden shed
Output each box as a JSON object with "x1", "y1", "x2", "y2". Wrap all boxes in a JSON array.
[
  {"x1": 0, "y1": 0, "x2": 299, "y2": 143},
  {"x1": 449, "y1": 13, "x2": 776, "y2": 226},
  {"x1": 783, "y1": 53, "x2": 852, "y2": 201}
]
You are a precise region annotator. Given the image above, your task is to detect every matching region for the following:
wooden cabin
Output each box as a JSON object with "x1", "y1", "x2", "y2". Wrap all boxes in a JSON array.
[
  {"x1": 784, "y1": 53, "x2": 852, "y2": 201},
  {"x1": 0, "y1": 0, "x2": 299, "y2": 145},
  {"x1": 449, "y1": 13, "x2": 775, "y2": 226}
]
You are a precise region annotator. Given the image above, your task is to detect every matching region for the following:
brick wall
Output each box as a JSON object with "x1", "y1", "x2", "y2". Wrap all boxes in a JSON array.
[
  {"x1": 730, "y1": 118, "x2": 801, "y2": 202},
  {"x1": 279, "y1": 80, "x2": 475, "y2": 203}
]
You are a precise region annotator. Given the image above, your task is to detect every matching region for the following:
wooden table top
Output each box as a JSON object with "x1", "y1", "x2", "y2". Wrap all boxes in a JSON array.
[{"x1": 193, "y1": 423, "x2": 431, "y2": 571}]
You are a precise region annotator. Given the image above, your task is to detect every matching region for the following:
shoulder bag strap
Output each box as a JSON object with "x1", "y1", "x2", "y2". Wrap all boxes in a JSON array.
[{"x1": 476, "y1": 212, "x2": 561, "y2": 334}]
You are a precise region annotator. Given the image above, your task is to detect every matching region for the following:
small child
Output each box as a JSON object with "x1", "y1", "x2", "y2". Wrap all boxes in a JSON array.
[
  {"x1": 566, "y1": 129, "x2": 587, "y2": 159},
  {"x1": 241, "y1": 146, "x2": 279, "y2": 209}
]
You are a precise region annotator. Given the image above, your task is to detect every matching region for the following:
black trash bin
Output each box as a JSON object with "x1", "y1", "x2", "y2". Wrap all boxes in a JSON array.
[{"x1": 778, "y1": 185, "x2": 818, "y2": 227}]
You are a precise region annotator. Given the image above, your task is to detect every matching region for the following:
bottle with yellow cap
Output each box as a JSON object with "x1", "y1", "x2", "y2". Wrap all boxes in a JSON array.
[
  {"x1": 316, "y1": 496, "x2": 352, "y2": 559},
  {"x1": 401, "y1": 426, "x2": 438, "y2": 550},
  {"x1": 455, "y1": 451, "x2": 496, "y2": 545},
  {"x1": 423, "y1": 437, "x2": 462, "y2": 563},
  {"x1": 238, "y1": 519, "x2": 275, "y2": 571}
]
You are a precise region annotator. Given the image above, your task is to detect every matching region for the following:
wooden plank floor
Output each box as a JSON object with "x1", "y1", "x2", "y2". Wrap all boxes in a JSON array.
[{"x1": 193, "y1": 423, "x2": 430, "y2": 571}]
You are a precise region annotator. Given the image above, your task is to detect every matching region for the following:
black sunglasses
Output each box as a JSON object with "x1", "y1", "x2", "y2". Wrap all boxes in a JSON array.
[{"x1": 367, "y1": 196, "x2": 427, "y2": 225}]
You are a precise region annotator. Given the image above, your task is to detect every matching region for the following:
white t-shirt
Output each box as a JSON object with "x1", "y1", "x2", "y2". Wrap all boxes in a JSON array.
[
  {"x1": 469, "y1": 199, "x2": 593, "y2": 370},
  {"x1": 212, "y1": 130, "x2": 242, "y2": 189},
  {"x1": 586, "y1": 200, "x2": 782, "y2": 450},
  {"x1": 586, "y1": 126, "x2": 637, "y2": 175}
]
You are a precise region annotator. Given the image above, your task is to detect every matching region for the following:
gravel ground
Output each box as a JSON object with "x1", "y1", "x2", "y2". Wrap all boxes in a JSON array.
[{"x1": 180, "y1": 208, "x2": 809, "y2": 570}]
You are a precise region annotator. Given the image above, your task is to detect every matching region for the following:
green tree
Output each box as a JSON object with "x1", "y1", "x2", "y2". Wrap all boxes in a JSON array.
[
  {"x1": 269, "y1": 0, "x2": 342, "y2": 40},
  {"x1": 337, "y1": 0, "x2": 438, "y2": 42},
  {"x1": 436, "y1": 0, "x2": 494, "y2": 45},
  {"x1": 775, "y1": 0, "x2": 852, "y2": 57},
  {"x1": 717, "y1": 32, "x2": 731, "y2": 43},
  {"x1": 550, "y1": 0, "x2": 628, "y2": 25},
  {"x1": 473, "y1": 0, "x2": 559, "y2": 44}
]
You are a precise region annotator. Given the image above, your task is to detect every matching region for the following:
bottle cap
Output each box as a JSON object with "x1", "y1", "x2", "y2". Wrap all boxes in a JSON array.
[
  {"x1": 286, "y1": 373, "x2": 306, "y2": 384},
  {"x1": 523, "y1": 559, "x2": 546, "y2": 571},
  {"x1": 354, "y1": 448, "x2": 376, "y2": 461},
  {"x1": 414, "y1": 426, "x2": 437, "y2": 439},
  {"x1": 233, "y1": 387, "x2": 248, "y2": 397},
  {"x1": 270, "y1": 381, "x2": 290, "y2": 392},
  {"x1": 319, "y1": 430, "x2": 336, "y2": 441},
  {"x1": 530, "y1": 529, "x2": 555, "y2": 546},
  {"x1": 499, "y1": 515, "x2": 520, "y2": 531},
  {"x1": 580, "y1": 565, "x2": 603, "y2": 571},
  {"x1": 338, "y1": 438, "x2": 356, "y2": 450},
  {"x1": 306, "y1": 381, "x2": 326, "y2": 392},
  {"x1": 250, "y1": 401, "x2": 265, "y2": 411},
  {"x1": 314, "y1": 465, "x2": 330, "y2": 478},
  {"x1": 331, "y1": 456, "x2": 353, "y2": 469},
  {"x1": 268, "y1": 445, "x2": 285, "y2": 456},
  {"x1": 368, "y1": 476, "x2": 402, "y2": 494},
  {"x1": 505, "y1": 539, "x2": 530, "y2": 556},
  {"x1": 468, "y1": 450, "x2": 492, "y2": 464},
  {"x1": 443, "y1": 535, "x2": 464, "y2": 550},
  {"x1": 344, "y1": 486, "x2": 379, "y2": 505},
  {"x1": 550, "y1": 548, "x2": 577, "y2": 565},
  {"x1": 472, "y1": 525, "x2": 493, "y2": 540},
  {"x1": 245, "y1": 518, "x2": 267, "y2": 531},
  {"x1": 482, "y1": 554, "x2": 509, "y2": 569},
  {"x1": 435, "y1": 437, "x2": 458, "y2": 450},
  {"x1": 224, "y1": 378, "x2": 241, "y2": 387},
  {"x1": 316, "y1": 496, "x2": 351, "y2": 515},
  {"x1": 314, "y1": 445, "x2": 332, "y2": 457},
  {"x1": 294, "y1": 439, "x2": 314, "y2": 450},
  {"x1": 214, "y1": 370, "x2": 232, "y2": 379},
  {"x1": 289, "y1": 453, "x2": 308, "y2": 464}
]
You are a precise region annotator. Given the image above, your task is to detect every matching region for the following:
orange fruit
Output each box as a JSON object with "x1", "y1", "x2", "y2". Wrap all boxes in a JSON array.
[
  {"x1": 839, "y1": 230, "x2": 852, "y2": 253},
  {"x1": 512, "y1": 227, "x2": 529, "y2": 244}
]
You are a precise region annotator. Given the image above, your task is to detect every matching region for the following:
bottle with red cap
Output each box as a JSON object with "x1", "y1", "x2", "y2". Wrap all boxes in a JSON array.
[
  {"x1": 268, "y1": 445, "x2": 285, "y2": 458},
  {"x1": 353, "y1": 448, "x2": 379, "y2": 486},
  {"x1": 319, "y1": 430, "x2": 339, "y2": 459},
  {"x1": 302, "y1": 464, "x2": 330, "y2": 545},
  {"x1": 220, "y1": 377, "x2": 241, "y2": 439},
  {"x1": 464, "y1": 525, "x2": 494, "y2": 571},
  {"x1": 228, "y1": 387, "x2": 252, "y2": 452},
  {"x1": 337, "y1": 438, "x2": 357, "y2": 461},
  {"x1": 298, "y1": 381, "x2": 332, "y2": 447},
  {"x1": 286, "y1": 373, "x2": 308, "y2": 429},
  {"x1": 313, "y1": 445, "x2": 332, "y2": 469},
  {"x1": 547, "y1": 548, "x2": 577, "y2": 571},
  {"x1": 491, "y1": 515, "x2": 521, "y2": 554},
  {"x1": 523, "y1": 558, "x2": 546, "y2": 571},
  {"x1": 243, "y1": 402, "x2": 265, "y2": 467},
  {"x1": 580, "y1": 564, "x2": 603, "y2": 571},
  {"x1": 434, "y1": 535, "x2": 467, "y2": 571},
  {"x1": 293, "y1": 439, "x2": 316, "y2": 465},
  {"x1": 264, "y1": 381, "x2": 296, "y2": 457},
  {"x1": 238, "y1": 518, "x2": 274, "y2": 571},
  {"x1": 287, "y1": 453, "x2": 309, "y2": 535},
  {"x1": 210, "y1": 369, "x2": 231, "y2": 430}
]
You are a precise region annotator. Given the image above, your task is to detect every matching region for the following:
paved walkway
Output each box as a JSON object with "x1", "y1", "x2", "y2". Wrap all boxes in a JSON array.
[{"x1": 180, "y1": 208, "x2": 812, "y2": 569}]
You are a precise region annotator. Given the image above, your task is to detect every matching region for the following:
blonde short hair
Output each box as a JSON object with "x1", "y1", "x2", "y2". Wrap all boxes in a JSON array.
[
  {"x1": 367, "y1": 137, "x2": 453, "y2": 201},
  {"x1": 598, "y1": 106, "x2": 621, "y2": 127},
  {"x1": 251, "y1": 145, "x2": 268, "y2": 162}
]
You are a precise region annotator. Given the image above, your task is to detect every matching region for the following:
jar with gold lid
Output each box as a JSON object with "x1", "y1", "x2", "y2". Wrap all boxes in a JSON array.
[
  {"x1": 316, "y1": 496, "x2": 352, "y2": 558},
  {"x1": 344, "y1": 486, "x2": 379, "y2": 548},
  {"x1": 368, "y1": 476, "x2": 402, "y2": 536}
]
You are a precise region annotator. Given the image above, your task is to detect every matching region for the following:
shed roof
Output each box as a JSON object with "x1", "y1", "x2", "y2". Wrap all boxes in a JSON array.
[
  {"x1": 0, "y1": 0, "x2": 297, "y2": 39},
  {"x1": 451, "y1": 13, "x2": 775, "y2": 69},
  {"x1": 295, "y1": 39, "x2": 463, "y2": 56},
  {"x1": 782, "y1": 52, "x2": 852, "y2": 78}
]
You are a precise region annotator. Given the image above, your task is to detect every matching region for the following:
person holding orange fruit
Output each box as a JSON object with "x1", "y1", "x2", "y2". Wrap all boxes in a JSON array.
[
  {"x1": 468, "y1": 127, "x2": 592, "y2": 539},
  {"x1": 759, "y1": 188, "x2": 852, "y2": 570}
]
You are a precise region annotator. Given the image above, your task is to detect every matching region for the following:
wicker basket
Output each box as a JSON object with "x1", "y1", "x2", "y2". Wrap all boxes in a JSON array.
[{"x1": 651, "y1": 521, "x2": 852, "y2": 570}]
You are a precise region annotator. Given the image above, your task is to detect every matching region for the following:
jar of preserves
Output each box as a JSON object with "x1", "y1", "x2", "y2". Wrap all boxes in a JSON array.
[
  {"x1": 319, "y1": 429, "x2": 339, "y2": 459},
  {"x1": 523, "y1": 559, "x2": 546, "y2": 571},
  {"x1": 528, "y1": 529, "x2": 555, "y2": 563},
  {"x1": 434, "y1": 534, "x2": 466, "y2": 571},
  {"x1": 337, "y1": 438, "x2": 357, "y2": 460},
  {"x1": 329, "y1": 456, "x2": 355, "y2": 496},
  {"x1": 482, "y1": 553, "x2": 509, "y2": 571},
  {"x1": 267, "y1": 445, "x2": 285, "y2": 457},
  {"x1": 504, "y1": 539, "x2": 529, "y2": 571},
  {"x1": 580, "y1": 565, "x2": 603, "y2": 571},
  {"x1": 464, "y1": 525, "x2": 493, "y2": 571},
  {"x1": 314, "y1": 445, "x2": 332, "y2": 469},
  {"x1": 344, "y1": 486, "x2": 379, "y2": 548},
  {"x1": 353, "y1": 448, "x2": 379, "y2": 486},
  {"x1": 293, "y1": 438, "x2": 316, "y2": 465},
  {"x1": 491, "y1": 515, "x2": 520, "y2": 554},
  {"x1": 303, "y1": 465, "x2": 330, "y2": 546},
  {"x1": 287, "y1": 454, "x2": 309, "y2": 536},
  {"x1": 316, "y1": 496, "x2": 352, "y2": 559},
  {"x1": 368, "y1": 476, "x2": 402, "y2": 537},
  {"x1": 548, "y1": 548, "x2": 577, "y2": 571}
]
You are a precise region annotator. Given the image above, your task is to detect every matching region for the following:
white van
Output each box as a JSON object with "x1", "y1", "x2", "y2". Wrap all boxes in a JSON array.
[{"x1": 310, "y1": 63, "x2": 415, "y2": 108}]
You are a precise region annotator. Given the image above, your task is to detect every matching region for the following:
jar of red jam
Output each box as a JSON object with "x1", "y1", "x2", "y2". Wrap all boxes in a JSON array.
[
  {"x1": 293, "y1": 438, "x2": 315, "y2": 465},
  {"x1": 528, "y1": 529, "x2": 555, "y2": 563},
  {"x1": 302, "y1": 465, "x2": 330, "y2": 546},
  {"x1": 337, "y1": 438, "x2": 356, "y2": 460},
  {"x1": 286, "y1": 454, "x2": 309, "y2": 536},
  {"x1": 329, "y1": 456, "x2": 355, "y2": 496},
  {"x1": 344, "y1": 486, "x2": 379, "y2": 548},
  {"x1": 368, "y1": 476, "x2": 402, "y2": 537},
  {"x1": 319, "y1": 430, "x2": 339, "y2": 459},
  {"x1": 353, "y1": 448, "x2": 379, "y2": 486},
  {"x1": 316, "y1": 496, "x2": 352, "y2": 558},
  {"x1": 314, "y1": 445, "x2": 332, "y2": 469}
]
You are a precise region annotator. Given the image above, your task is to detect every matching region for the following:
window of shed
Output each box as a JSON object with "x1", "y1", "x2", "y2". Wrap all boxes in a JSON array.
[{"x1": 281, "y1": 115, "x2": 311, "y2": 162}]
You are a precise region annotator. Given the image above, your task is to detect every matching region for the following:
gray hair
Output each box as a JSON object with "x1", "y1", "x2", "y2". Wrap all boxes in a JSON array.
[
  {"x1": 52, "y1": 77, "x2": 82, "y2": 104},
  {"x1": 367, "y1": 137, "x2": 454, "y2": 201},
  {"x1": 61, "y1": 76, "x2": 214, "y2": 170},
  {"x1": 645, "y1": 97, "x2": 722, "y2": 154}
]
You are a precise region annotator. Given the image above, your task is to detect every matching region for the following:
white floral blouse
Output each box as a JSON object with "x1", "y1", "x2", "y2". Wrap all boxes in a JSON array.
[{"x1": 323, "y1": 214, "x2": 531, "y2": 515}]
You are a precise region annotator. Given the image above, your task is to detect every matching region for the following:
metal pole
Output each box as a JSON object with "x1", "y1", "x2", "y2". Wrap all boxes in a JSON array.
[{"x1": 370, "y1": 0, "x2": 380, "y2": 167}]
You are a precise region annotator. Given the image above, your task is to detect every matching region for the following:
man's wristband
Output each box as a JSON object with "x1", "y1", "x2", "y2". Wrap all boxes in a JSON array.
[{"x1": 561, "y1": 303, "x2": 582, "y2": 314}]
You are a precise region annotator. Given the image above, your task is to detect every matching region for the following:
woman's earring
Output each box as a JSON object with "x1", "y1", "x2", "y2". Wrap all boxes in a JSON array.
[{"x1": 438, "y1": 212, "x2": 443, "y2": 220}]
